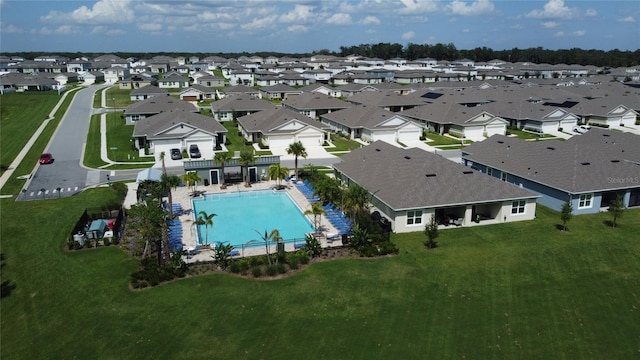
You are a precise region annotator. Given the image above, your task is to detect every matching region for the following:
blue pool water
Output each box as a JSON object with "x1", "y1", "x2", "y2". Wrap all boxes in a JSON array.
[{"x1": 191, "y1": 190, "x2": 314, "y2": 248}]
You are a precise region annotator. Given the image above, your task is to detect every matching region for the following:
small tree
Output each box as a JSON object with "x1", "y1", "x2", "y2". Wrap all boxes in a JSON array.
[
  {"x1": 213, "y1": 151, "x2": 233, "y2": 187},
  {"x1": 254, "y1": 229, "x2": 282, "y2": 265},
  {"x1": 560, "y1": 201, "x2": 573, "y2": 231},
  {"x1": 213, "y1": 242, "x2": 235, "y2": 269},
  {"x1": 304, "y1": 202, "x2": 325, "y2": 231},
  {"x1": 608, "y1": 195, "x2": 625, "y2": 228},
  {"x1": 197, "y1": 211, "x2": 217, "y2": 244},
  {"x1": 286, "y1": 141, "x2": 307, "y2": 179},
  {"x1": 424, "y1": 214, "x2": 438, "y2": 249}
]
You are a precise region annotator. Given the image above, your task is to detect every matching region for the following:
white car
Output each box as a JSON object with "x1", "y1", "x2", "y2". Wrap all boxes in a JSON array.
[{"x1": 572, "y1": 125, "x2": 590, "y2": 134}]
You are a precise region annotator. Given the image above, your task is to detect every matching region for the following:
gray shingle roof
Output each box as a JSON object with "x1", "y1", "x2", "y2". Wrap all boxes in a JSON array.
[
  {"x1": 321, "y1": 104, "x2": 418, "y2": 130},
  {"x1": 283, "y1": 92, "x2": 351, "y2": 110},
  {"x1": 210, "y1": 94, "x2": 273, "y2": 112},
  {"x1": 462, "y1": 128, "x2": 640, "y2": 193},
  {"x1": 124, "y1": 96, "x2": 197, "y2": 115},
  {"x1": 132, "y1": 109, "x2": 227, "y2": 139},
  {"x1": 237, "y1": 107, "x2": 327, "y2": 134},
  {"x1": 130, "y1": 85, "x2": 168, "y2": 95},
  {"x1": 334, "y1": 140, "x2": 538, "y2": 210}
]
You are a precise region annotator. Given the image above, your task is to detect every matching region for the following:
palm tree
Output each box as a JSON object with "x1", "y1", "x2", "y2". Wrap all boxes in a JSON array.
[
  {"x1": 181, "y1": 171, "x2": 202, "y2": 193},
  {"x1": 286, "y1": 141, "x2": 307, "y2": 179},
  {"x1": 159, "y1": 173, "x2": 181, "y2": 218},
  {"x1": 343, "y1": 183, "x2": 370, "y2": 227},
  {"x1": 197, "y1": 211, "x2": 217, "y2": 245},
  {"x1": 239, "y1": 148, "x2": 255, "y2": 187},
  {"x1": 304, "y1": 202, "x2": 326, "y2": 232},
  {"x1": 214, "y1": 151, "x2": 233, "y2": 188},
  {"x1": 254, "y1": 229, "x2": 282, "y2": 265},
  {"x1": 190, "y1": 216, "x2": 206, "y2": 245},
  {"x1": 268, "y1": 163, "x2": 289, "y2": 188}
]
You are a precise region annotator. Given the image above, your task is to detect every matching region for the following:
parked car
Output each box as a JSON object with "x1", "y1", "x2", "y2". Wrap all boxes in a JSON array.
[
  {"x1": 39, "y1": 153, "x2": 54, "y2": 164},
  {"x1": 189, "y1": 144, "x2": 201, "y2": 158},
  {"x1": 572, "y1": 125, "x2": 590, "y2": 134},
  {"x1": 170, "y1": 148, "x2": 182, "y2": 160}
]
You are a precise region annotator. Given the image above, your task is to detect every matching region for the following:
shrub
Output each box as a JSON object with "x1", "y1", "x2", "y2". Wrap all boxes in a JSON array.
[
  {"x1": 276, "y1": 263, "x2": 287, "y2": 274},
  {"x1": 297, "y1": 252, "x2": 309, "y2": 264},
  {"x1": 378, "y1": 240, "x2": 399, "y2": 255},
  {"x1": 287, "y1": 254, "x2": 299, "y2": 269},
  {"x1": 229, "y1": 262, "x2": 241, "y2": 273},
  {"x1": 249, "y1": 256, "x2": 263, "y2": 267},
  {"x1": 251, "y1": 266, "x2": 262, "y2": 278},
  {"x1": 265, "y1": 264, "x2": 278, "y2": 276},
  {"x1": 111, "y1": 182, "x2": 128, "y2": 200}
]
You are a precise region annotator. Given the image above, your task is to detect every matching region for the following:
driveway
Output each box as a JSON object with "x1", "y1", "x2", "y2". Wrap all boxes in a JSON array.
[{"x1": 21, "y1": 85, "x2": 109, "y2": 200}]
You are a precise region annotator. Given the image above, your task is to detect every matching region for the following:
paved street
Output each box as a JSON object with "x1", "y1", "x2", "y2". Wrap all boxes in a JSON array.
[{"x1": 21, "y1": 84, "x2": 108, "y2": 200}]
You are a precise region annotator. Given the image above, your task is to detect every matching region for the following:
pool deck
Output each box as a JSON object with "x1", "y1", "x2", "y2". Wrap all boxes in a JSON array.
[{"x1": 170, "y1": 180, "x2": 344, "y2": 263}]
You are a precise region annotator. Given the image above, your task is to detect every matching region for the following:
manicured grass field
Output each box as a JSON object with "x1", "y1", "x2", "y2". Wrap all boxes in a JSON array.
[
  {"x1": 0, "y1": 92, "x2": 62, "y2": 174},
  {"x1": 328, "y1": 134, "x2": 363, "y2": 152},
  {"x1": 1, "y1": 189, "x2": 639, "y2": 359}
]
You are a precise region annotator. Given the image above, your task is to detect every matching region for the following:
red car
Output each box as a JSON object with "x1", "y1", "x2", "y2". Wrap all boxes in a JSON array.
[{"x1": 39, "y1": 153, "x2": 54, "y2": 164}]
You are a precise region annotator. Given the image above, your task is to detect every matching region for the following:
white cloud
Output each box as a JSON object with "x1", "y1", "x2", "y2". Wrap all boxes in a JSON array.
[
  {"x1": 41, "y1": 0, "x2": 135, "y2": 24},
  {"x1": 279, "y1": 4, "x2": 315, "y2": 23},
  {"x1": 2, "y1": 24, "x2": 23, "y2": 33},
  {"x1": 398, "y1": 0, "x2": 439, "y2": 14},
  {"x1": 462, "y1": 28, "x2": 470, "y2": 33},
  {"x1": 138, "y1": 23, "x2": 162, "y2": 32},
  {"x1": 287, "y1": 24, "x2": 309, "y2": 32},
  {"x1": 541, "y1": 21, "x2": 558, "y2": 28},
  {"x1": 241, "y1": 15, "x2": 278, "y2": 30},
  {"x1": 53, "y1": 25, "x2": 77, "y2": 34},
  {"x1": 511, "y1": 24, "x2": 524, "y2": 30},
  {"x1": 526, "y1": 0, "x2": 574, "y2": 19},
  {"x1": 448, "y1": 0, "x2": 495, "y2": 16},
  {"x1": 618, "y1": 16, "x2": 635, "y2": 23},
  {"x1": 402, "y1": 31, "x2": 415, "y2": 40},
  {"x1": 554, "y1": 31, "x2": 564, "y2": 37},
  {"x1": 326, "y1": 13, "x2": 352, "y2": 25},
  {"x1": 360, "y1": 16, "x2": 380, "y2": 25},
  {"x1": 572, "y1": 30, "x2": 586, "y2": 36},
  {"x1": 585, "y1": 8, "x2": 597, "y2": 17}
]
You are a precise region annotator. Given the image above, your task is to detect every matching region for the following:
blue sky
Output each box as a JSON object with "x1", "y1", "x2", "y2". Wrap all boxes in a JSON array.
[{"x1": 0, "y1": 0, "x2": 638, "y2": 53}]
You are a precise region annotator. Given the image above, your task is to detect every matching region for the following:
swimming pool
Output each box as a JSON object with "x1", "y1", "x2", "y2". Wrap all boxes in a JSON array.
[{"x1": 191, "y1": 190, "x2": 314, "y2": 248}]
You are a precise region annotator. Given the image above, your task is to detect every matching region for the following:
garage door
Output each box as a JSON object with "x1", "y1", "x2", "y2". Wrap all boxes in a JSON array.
[
  {"x1": 464, "y1": 126, "x2": 484, "y2": 140},
  {"x1": 373, "y1": 131, "x2": 396, "y2": 143},
  {"x1": 485, "y1": 124, "x2": 505, "y2": 137},
  {"x1": 541, "y1": 122, "x2": 557, "y2": 133},
  {"x1": 560, "y1": 119, "x2": 575, "y2": 131},
  {"x1": 297, "y1": 135, "x2": 323, "y2": 148},
  {"x1": 398, "y1": 129, "x2": 420, "y2": 142},
  {"x1": 269, "y1": 136, "x2": 293, "y2": 149},
  {"x1": 182, "y1": 95, "x2": 198, "y2": 101}
]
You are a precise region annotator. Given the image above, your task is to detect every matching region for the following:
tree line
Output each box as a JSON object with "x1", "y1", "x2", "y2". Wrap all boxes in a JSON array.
[{"x1": 7, "y1": 43, "x2": 639, "y2": 68}]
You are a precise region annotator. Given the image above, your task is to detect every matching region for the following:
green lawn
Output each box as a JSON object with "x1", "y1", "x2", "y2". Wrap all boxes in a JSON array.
[
  {"x1": 425, "y1": 132, "x2": 470, "y2": 146},
  {"x1": 507, "y1": 128, "x2": 556, "y2": 140},
  {"x1": 1, "y1": 188, "x2": 639, "y2": 359},
  {"x1": 0, "y1": 92, "x2": 62, "y2": 174},
  {"x1": 328, "y1": 134, "x2": 363, "y2": 152}
]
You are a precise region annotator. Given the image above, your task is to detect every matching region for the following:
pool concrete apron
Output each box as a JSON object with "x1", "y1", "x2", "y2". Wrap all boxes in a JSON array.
[{"x1": 20, "y1": 84, "x2": 109, "y2": 200}]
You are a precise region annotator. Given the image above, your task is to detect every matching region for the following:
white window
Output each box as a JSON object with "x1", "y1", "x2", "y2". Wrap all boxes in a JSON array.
[
  {"x1": 487, "y1": 167, "x2": 493, "y2": 176},
  {"x1": 407, "y1": 210, "x2": 422, "y2": 225},
  {"x1": 501, "y1": 172, "x2": 507, "y2": 182},
  {"x1": 511, "y1": 200, "x2": 526, "y2": 214},
  {"x1": 579, "y1": 193, "x2": 593, "y2": 208}
]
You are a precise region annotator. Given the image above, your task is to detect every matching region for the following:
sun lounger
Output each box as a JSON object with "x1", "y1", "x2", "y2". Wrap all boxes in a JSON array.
[{"x1": 228, "y1": 250, "x2": 240, "y2": 256}]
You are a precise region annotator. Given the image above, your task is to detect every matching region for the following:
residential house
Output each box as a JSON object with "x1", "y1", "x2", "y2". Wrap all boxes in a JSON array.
[
  {"x1": 103, "y1": 66, "x2": 130, "y2": 84},
  {"x1": 461, "y1": 129, "x2": 640, "y2": 214},
  {"x1": 124, "y1": 96, "x2": 197, "y2": 125},
  {"x1": 333, "y1": 141, "x2": 539, "y2": 233},
  {"x1": 132, "y1": 109, "x2": 227, "y2": 160},
  {"x1": 236, "y1": 107, "x2": 328, "y2": 149},
  {"x1": 130, "y1": 85, "x2": 169, "y2": 101},
  {"x1": 53, "y1": 72, "x2": 79, "y2": 85},
  {"x1": 300, "y1": 83, "x2": 342, "y2": 98},
  {"x1": 79, "y1": 71, "x2": 104, "y2": 84},
  {"x1": 347, "y1": 90, "x2": 430, "y2": 112},
  {"x1": 158, "y1": 72, "x2": 190, "y2": 89},
  {"x1": 179, "y1": 84, "x2": 216, "y2": 102},
  {"x1": 210, "y1": 93, "x2": 273, "y2": 122},
  {"x1": 283, "y1": 92, "x2": 351, "y2": 120},
  {"x1": 119, "y1": 74, "x2": 155, "y2": 90},
  {"x1": 320, "y1": 105, "x2": 423, "y2": 144},
  {"x1": 302, "y1": 69, "x2": 332, "y2": 83},
  {"x1": 195, "y1": 75, "x2": 225, "y2": 88},
  {"x1": 260, "y1": 83, "x2": 303, "y2": 100},
  {"x1": 400, "y1": 103, "x2": 508, "y2": 141}
]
